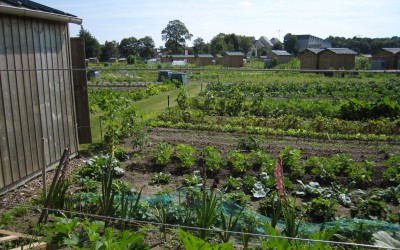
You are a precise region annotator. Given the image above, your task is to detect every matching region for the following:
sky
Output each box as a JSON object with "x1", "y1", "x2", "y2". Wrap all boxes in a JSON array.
[{"x1": 38, "y1": 0, "x2": 399, "y2": 48}]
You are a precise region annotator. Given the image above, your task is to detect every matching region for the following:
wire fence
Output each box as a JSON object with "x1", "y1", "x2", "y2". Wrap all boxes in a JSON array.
[{"x1": 0, "y1": 200, "x2": 395, "y2": 249}]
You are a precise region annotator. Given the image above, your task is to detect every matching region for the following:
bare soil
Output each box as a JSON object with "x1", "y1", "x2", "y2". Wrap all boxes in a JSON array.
[{"x1": 1, "y1": 127, "x2": 399, "y2": 248}]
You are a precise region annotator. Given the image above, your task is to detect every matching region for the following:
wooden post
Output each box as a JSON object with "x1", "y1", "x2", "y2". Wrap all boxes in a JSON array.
[
  {"x1": 168, "y1": 94, "x2": 170, "y2": 108},
  {"x1": 42, "y1": 138, "x2": 46, "y2": 201}
]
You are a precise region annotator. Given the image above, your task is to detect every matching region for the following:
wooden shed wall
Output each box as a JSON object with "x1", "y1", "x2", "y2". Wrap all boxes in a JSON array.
[
  {"x1": 195, "y1": 57, "x2": 214, "y2": 66},
  {"x1": 0, "y1": 14, "x2": 78, "y2": 192},
  {"x1": 222, "y1": 55, "x2": 243, "y2": 68},
  {"x1": 299, "y1": 51, "x2": 319, "y2": 69},
  {"x1": 372, "y1": 51, "x2": 400, "y2": 69},
  {"x1": 319, "y1": 51, "x2": 355, "y2": 70}
]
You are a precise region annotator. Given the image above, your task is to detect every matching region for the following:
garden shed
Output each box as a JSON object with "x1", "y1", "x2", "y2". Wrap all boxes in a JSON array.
[
  {"x1": 171, "y1": 54, "x2": 195, "y2": 64},
  {"x1": 371, "y1": 48, "x2": 400, "y2": 70},
  {"x1": 195, "y1": 54, "x2": 214, "y2": 66},
  {"x1": 318, "y1": 48, "x2": 357, "y2": 70},
  {"x1": 299, "y1": 48, "x2": 324, "y2": 69},
  {"x1": 0, "y1": 0, "x2": 89, "y2": 194},
  {"x1": 221, "y1": 52, "x2": 244, "y2": 68},
  {"x1": 268, "y1": 50, "x2": 293, "y2": 64}
]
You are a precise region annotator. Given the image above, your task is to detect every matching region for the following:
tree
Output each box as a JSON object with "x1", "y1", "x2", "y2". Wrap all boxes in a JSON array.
[
  {"x1": 272, "y1": 41, "x2": 284, "y2": 50},
  {"x1": 138, "y1": 36, "x2": 155, "y2": 59},
  {"x1": 161, "y1": 20, "x2": 193, "y2": 54},
  {"x1": 78, "y1": 26, "x2": 100, "y2": 58},
  {"x1": 193, "y1": 37, "x2": 206, "y2": 54},
  {"x1": 119, "y1": 37, "x2": 139, "y2": 58},
  {"x1": 224, "y1": 33, "x2": 240, "y2": 51},
  {"x1": 283, "y1": 33, "x2": 297, "y2": 54},
  {"x1": 210, "y1": 33, "x2": 228, "y2": 54},
  {"x1": 238, "y1": 36, "x2": 253, "y2": 56},
  {"x1": 100, "y1": 40, "x2": 119, "y2": 62}
]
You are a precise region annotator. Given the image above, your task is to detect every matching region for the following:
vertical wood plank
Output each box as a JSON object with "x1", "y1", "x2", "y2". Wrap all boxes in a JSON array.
[
  {"x1": 38, "y1": 21, "x2": 53, "y2": 164},
  {"x1": 11, "y1": 17, "x2": 30, "y2": 178},
  {"x1": 0, "y1": 16, "x2": 12, "y2": 188},
  {"x1": 3, "y1": 16, "x2": 23, "y2": 183},
  {"x1": 44, "y1": 21, "x2": 60, "y2": 163},
  {"x1": 50, "y1": 23, "x2": 65, "y2": 155},
  {"x1": 61, "y1": 24, "x2": 77, "y2": 153},
  {"x1": 54, "y1": 23, "x2": 68, "y2": 150},
  {"x1": 70, "y1": 37, "x2": 92, "y2": 144},
  {"x1": 19, "y1": 17, "x2": 37, "y2": 176},
  {"x1": 25, "y1": 18, "x2": 43, "y2": 172}
]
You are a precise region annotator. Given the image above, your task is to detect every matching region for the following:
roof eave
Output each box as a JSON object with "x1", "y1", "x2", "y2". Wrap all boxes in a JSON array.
[{"x1": 0, "y1": 5, "x2": 82, "y2": 24}]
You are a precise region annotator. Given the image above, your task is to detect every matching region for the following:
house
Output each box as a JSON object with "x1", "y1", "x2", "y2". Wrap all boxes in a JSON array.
[
  {"x1": 252, "y1": 36, "x2": 274, "y2": 56},
  {"x1": 171, "y1": 54, "x2": 195, "y2": 64},
  {"x1": 195, "y1": 54, "x2": 214, "y2": 66},
  {"x1": 109, "y1": 58, "x2": 118, "y2": 63},
  {"x1": 298, "y1": 48, "x2": 324, "y2": 69},
  {"x1": 0, "y1": 0, "x2": 90, "y2": 194},
  {"x1": 295, "y1": 35, "x2": 331, "y2": 53},
  {"x1": 268, "y1": 50, "x2": 293, "y2": 64},
  {"x1": 160, "y1": 54, "x2": 172, "y2": 63},
  {"x1": 221, "y1": 52, "x2": 245, "y2": 67},
  {"x1": 371, "y1": 48, "x2": 400, "y2": 70},
  {"x1": 88, "y1": 57, "x2": 99, "y2": 64},
  {"x1": 318, "y1": 48, "x2": 357, "y2": 70}
]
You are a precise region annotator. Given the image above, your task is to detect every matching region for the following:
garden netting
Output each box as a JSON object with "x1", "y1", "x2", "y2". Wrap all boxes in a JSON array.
[{"x1": 75, "y1": 188, "x2": 400, "y2": 237}]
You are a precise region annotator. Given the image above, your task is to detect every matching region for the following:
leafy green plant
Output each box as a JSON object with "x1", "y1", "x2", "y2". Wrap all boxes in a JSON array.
[
  {"x1": 352, "y1": 196, "x2": 389, "y2": 220},
  {"x1": 383, "y1": 155, "x2": 400, "y2": 183},
  {"x1": 45, "y1": 217, "x2": 149, "y2": 249},
  {"x1": 223, "y1": 176, "x2": 242, "y2": 192},
  {"x1": 217, "y1": 207, "x2": 244, "y2": 243},
  {"x1": 178, "y1": 229, "x2": 233, "y2": 250},
  {"x1": 151, "y1": 141, "x2": 174, "y2": 166},
  {"x1": 304, "y1": 197, "x2": 336, "y2": 223},
  {"x1": 282, "y1": 197, "x2": 301, "y2": 238},
  {"x1": 306, "y1": 156, "x2": 339, "y2": 182},
  {"x1": 202, "y1": 146, "x2": 226, "y2": 172},
  {"x1": 76, "y1": 155, "x2": 121, "y2": 181},
  {"x1": 114, "y1": 147, "x2": 129, "y2": 161},
  {"x1": 99, "y1": 157, "x2": 117, "y2": 218},
  {"x1": 280, "y1": 146, "x2": 303, "y2": 178},
  {"x1": 149, "y1": 172, "x2": 172, "y2": 185},
  {"x1": 182, "y1": 170, "x2": 203, "y2": 187},
  {"x1": 258, "y1": 192, "x2": 282, "y2": 228},
  {"x1": 228, "y1": 149, "x2": 251, "y2": 174},
  {"x1": 195, "y1": 189, "x2": 220, "y2": 239},
  {"x1": 237, "y1": 135, "x2": 260, "y2": 151},
  {"x1": 345, "y1": 159, "x2": 375, "y2": 185},
  {"x1": 176, "y1": 143, "x2": 197, "y2": 169},
  {"x1": 252, "y1": 150, "x2": 275, "y2": 173}
]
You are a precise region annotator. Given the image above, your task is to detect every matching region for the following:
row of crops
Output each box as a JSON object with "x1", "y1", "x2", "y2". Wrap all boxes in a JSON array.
[
  {"x1": 15, "y1": 71, "x2": 398, "y2": 249},
  {"x1": 155, "y1": 73, "x2": 400, "y2": 141}
]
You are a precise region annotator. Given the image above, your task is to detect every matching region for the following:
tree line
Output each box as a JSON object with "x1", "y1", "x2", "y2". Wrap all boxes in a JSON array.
[{"x1": 79, "y1": 20, "x2": 400, "y2": 62}]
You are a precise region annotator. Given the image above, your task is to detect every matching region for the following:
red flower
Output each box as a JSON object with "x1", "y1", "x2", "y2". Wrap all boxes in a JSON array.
[{"x1": 275, "y1": 157, "x2": 284, "y2": 197}]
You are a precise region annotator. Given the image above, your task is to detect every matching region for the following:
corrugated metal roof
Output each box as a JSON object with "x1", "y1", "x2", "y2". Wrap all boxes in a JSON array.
[
  {"x1": 224, "y1": 52, "x2": 244, "y2": 56},
  {"x1": 271, "y1": 50, "x2": 292, "y2": 56},
  {"x1": 326, "y1": 48, "x2": 357, "y2": 55},
  {"x1": 172, "y1": 54, "x2": 195, "y2": 58},
  {"x1": 0, "y1": 0, "x2": 76, "y2": 17},
  {"x1": 196, "y1": 54, "x2": 214, "y2": 58},
  {"x1": 382, "y1": 48, "x2": 400, "y2": 54},
  {"x1": 305, "y1": 48, "x2": 324, "y2": 54}
]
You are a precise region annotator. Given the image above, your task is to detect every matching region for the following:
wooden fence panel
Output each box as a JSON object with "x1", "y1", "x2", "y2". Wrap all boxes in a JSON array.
[
  {"x1": 18, "y1": 18, "x2": 37, "y2": 176},
  {"x1": 0, "y1": 15, "x2": 79, "y2": 192},
  {"x1": 63, "y1": 26, "x2": 78, "y2": 153},
  {"x1": 70, "y1": 37, "x2": 92, "y2": 144},
  {"x1": 3, "y1": 16, "x2": 23, "y2": 183},
  {"x1": 11, "y1": 17, "x2": 29, "y2": 179},
  {"x1": 0, "y1": 17, "x2": 12, "y2": 187}
]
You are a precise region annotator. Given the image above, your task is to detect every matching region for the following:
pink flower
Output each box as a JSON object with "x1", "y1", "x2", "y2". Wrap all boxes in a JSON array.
[{"x1": 275, "y1": 157, "x2": 284, "y2": 197}]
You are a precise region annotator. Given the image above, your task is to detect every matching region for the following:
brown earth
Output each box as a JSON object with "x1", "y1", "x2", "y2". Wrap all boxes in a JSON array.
[{"x1": 0, "y1": 127, "x2": 399, "y2": 248}]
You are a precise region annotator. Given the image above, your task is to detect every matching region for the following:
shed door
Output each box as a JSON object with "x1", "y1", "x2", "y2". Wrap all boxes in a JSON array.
[{"x1": 70, "y1": 37, "x2": 92, "y2": 144}]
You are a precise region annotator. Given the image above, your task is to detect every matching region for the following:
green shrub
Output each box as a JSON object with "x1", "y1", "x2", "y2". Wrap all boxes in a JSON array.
[
  {"x1": 176, "y1": 144, "x2": 197, "y2": 169},
  {"x1": 202, "y1": 146, "x2": 225, "y2": 172},
  {"x1": 151, "y1": 142, "x2": 174, "y2": 166},
  {"x1": 383, "y1": 155, "x2": 400, "y2": 183}
]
